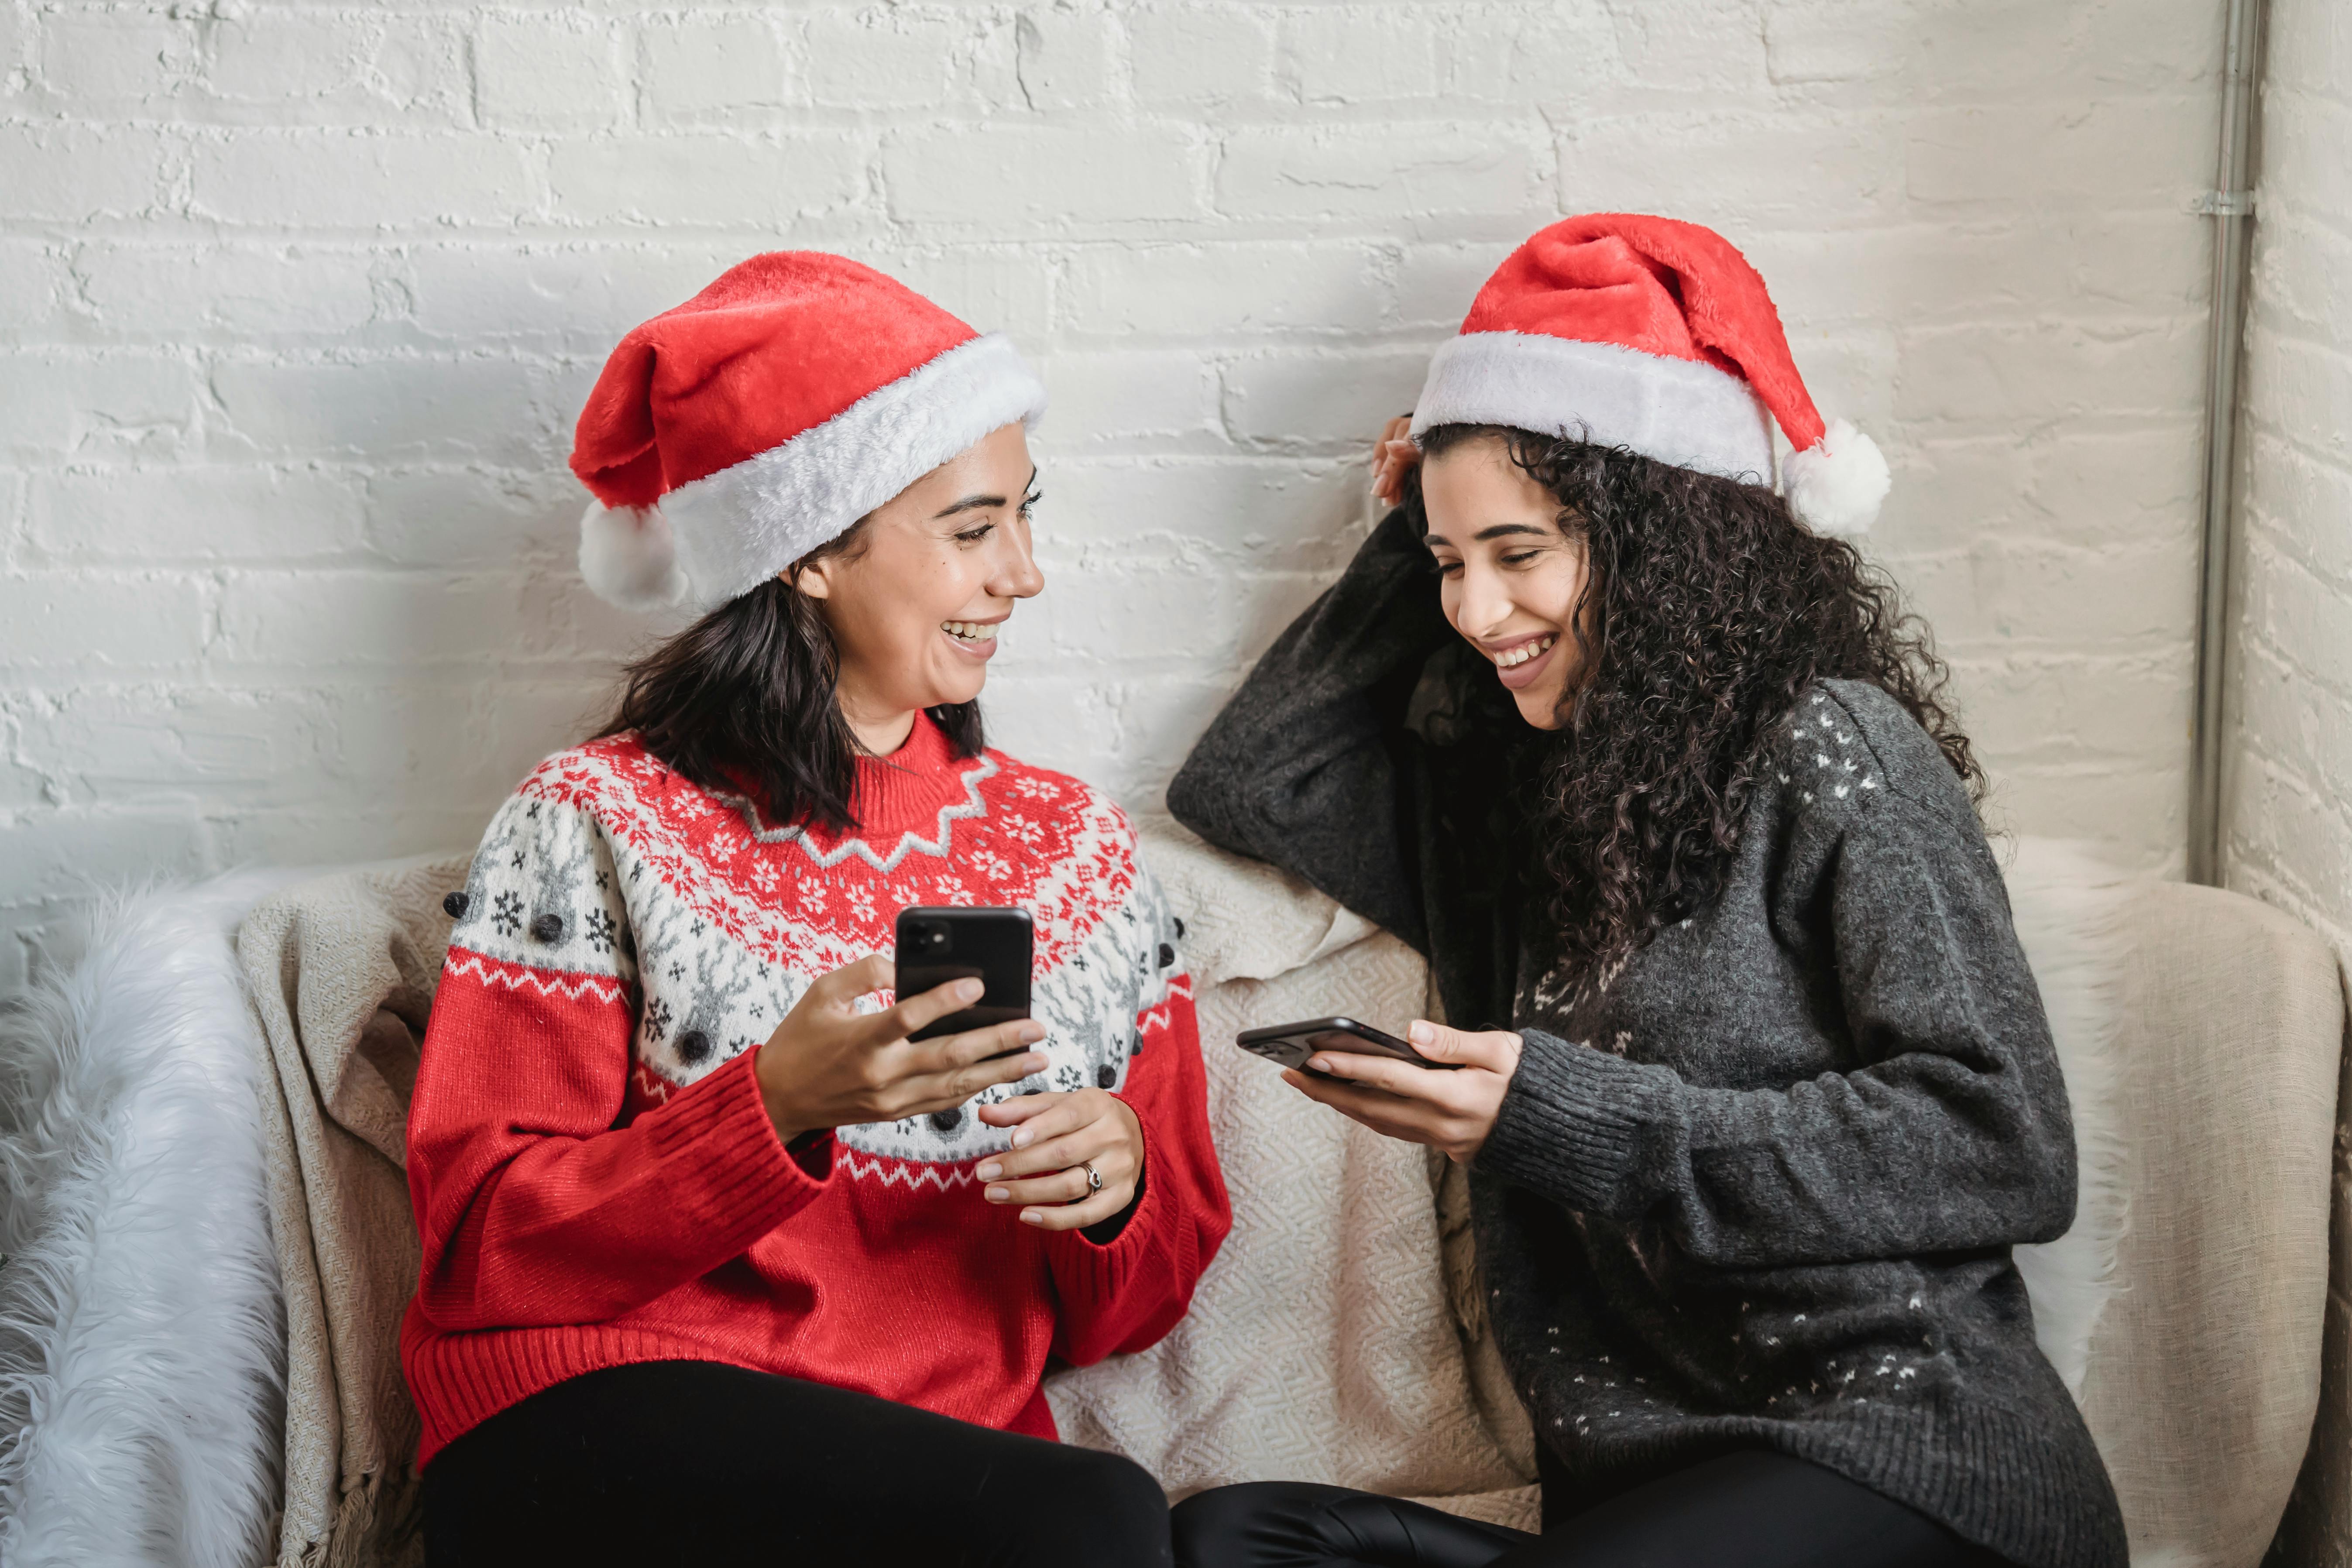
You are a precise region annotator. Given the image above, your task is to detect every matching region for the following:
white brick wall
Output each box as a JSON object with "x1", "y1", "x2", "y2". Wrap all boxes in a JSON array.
[
  {"x1": 2226, "y1": 0, "x2": 2352, "y2": 968},
  {"x1": 0, "y1": 0, "x2": 2229, "y2": 992}
]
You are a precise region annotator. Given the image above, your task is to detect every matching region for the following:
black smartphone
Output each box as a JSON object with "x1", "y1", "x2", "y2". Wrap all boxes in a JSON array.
[
  {"x1": 1233, "y1": 1016, "x2": 1463, "y2": 1073},
  {"x1": 894, "y1": 906, "x2": 1034, "y2": 1043}
]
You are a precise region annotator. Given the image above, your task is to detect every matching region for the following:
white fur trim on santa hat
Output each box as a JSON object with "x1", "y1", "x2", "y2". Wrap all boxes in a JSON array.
[
  {"x1": 579, "y1": 501, "x2": 690, "y2": 612},
  {"x1": 652, "y1": 332, "x2": 1046, "y2": 613},
  {"x1": 1409, "y1": 331, "x2": 1776, "y2": 484},
  {"x1": 1781, "y1": 418, "x2": 1890, "y2": 539}
]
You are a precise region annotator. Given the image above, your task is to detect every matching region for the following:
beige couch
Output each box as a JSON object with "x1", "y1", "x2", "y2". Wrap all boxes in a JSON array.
[{"x1": 0, "y1": 833, "x2": 2341, "y2": 1568}]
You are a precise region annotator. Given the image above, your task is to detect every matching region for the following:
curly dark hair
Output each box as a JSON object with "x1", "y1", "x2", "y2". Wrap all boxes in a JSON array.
[
  {"x1": 1406, "y1": 423, "x2": 1980, "y2": 970},
  {"x1": 593, "y1": 520, "x2": 983, "y2": 835}
]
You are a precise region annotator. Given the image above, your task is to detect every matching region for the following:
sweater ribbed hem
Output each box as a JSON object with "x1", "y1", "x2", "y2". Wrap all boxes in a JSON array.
[{"x1": 1477, "y1": 1029, "x2": 1660, "y2": 1213}]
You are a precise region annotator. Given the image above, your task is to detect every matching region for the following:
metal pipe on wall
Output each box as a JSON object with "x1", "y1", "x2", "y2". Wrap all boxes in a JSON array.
[{"x1": 2187, "y1": 0, "x2": 2268, "y2": 886}]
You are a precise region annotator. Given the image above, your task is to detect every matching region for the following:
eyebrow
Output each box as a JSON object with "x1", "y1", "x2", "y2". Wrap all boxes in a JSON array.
[
  {"x1": 932, "y1": 467, "x2": 1040, "y2": 520},
  {"x1": 1427, "y1": 522, "x2": 1554, "y2": 549}
]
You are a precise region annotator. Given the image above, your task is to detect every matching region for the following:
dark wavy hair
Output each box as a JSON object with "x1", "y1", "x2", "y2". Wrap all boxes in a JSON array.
[
  {"x1": 594, "y1": 521, "x2": 984, "y2": 834},
  {"x1": 1406, "y1": 424, "x2": 1980, "y2": 970}
]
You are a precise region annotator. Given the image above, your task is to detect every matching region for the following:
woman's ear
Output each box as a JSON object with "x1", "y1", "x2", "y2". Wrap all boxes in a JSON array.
[{"x1": 788, "y1": 561, "x2": 834, "y2": 601}]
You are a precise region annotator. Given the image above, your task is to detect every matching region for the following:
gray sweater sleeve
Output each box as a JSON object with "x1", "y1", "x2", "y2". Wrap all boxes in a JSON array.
[
  {"x1": 1167, "y1": 508, "x2": 1456, "y2": 951},
  {"x1": 1478, "y1": 789, "x2": 2079, "y2": 1269}
]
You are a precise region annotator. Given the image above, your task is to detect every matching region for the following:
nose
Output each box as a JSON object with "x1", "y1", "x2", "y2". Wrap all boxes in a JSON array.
[
  {"x1": 1452, "y1": 559, "x2": 1513, "y2": 638},
  {"x1": 990, "y1": 513, "x2": 1045, "y2": 601}
]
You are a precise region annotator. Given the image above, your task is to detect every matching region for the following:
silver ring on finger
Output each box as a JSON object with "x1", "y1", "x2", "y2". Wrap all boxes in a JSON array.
[{"x1": 1082, "y1": 1160, "x2": 1103, "y2": 1194}]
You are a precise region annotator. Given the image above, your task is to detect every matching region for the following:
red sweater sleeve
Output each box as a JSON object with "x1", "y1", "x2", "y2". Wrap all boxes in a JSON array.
[
  {"x1": 407, "y1": 950, "x2": 829, "y2": 1332},
  {"x1": 1047, "y1": 975, "x2": 1230, "y2": 1365}
]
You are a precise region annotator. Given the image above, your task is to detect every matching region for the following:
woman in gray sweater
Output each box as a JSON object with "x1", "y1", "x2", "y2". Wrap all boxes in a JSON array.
[{"x1": 1164, "y1": 216, "x2": 2127, "y2": 1568}]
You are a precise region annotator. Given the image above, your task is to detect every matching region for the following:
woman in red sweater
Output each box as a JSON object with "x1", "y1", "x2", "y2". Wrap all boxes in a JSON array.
[{"x1": 406, "y1": 254, "x2": 1230, "y2": 1567}]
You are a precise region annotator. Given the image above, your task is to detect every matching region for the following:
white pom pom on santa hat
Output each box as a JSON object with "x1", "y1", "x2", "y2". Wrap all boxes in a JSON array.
[
  {"x1": 1781, "y1": 419, "x2": 1890, "y2": 539},
  {"x1": 578, "y1": 501, "x2": 689, "y2": 613}
]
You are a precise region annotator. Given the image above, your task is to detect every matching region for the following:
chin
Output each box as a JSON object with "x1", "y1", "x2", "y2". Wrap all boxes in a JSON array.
[{"x1": 1513, "y1": 686, "x2": 1570, "y2": 731}]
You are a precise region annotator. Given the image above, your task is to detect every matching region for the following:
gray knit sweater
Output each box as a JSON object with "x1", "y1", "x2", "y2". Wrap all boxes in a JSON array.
[{"x1": 1168, "y1": 511, "x2": 2128, "y2": 1568}]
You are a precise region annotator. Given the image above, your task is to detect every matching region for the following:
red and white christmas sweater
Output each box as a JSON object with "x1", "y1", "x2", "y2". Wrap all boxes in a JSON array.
[{"x1": 401, "y1": 712, "x2": 1230, "y2": 1467}]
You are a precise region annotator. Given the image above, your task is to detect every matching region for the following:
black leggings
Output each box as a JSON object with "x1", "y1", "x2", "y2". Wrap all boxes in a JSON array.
[
  {"x1": 422, "y1": 1360, "x2": 1171, "y2": 1568},
  {"x1": 1173, "y1": 1451, "x2": 2006, "y2": 1568}
]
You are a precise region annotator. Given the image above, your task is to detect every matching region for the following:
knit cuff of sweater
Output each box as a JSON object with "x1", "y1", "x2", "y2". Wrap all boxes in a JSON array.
[
  {"x1": 1477, "y1": 1029, "x2": 1664, "y2": 1213},
  {"x1": 644, "y1": 1049, "x2": 830, "y2": 1221}
]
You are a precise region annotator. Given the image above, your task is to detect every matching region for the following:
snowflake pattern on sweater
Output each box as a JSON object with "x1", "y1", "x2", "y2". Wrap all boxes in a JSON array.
[{"x1": 443, "y1": 727, "x2": 1185, "y2": 1168}]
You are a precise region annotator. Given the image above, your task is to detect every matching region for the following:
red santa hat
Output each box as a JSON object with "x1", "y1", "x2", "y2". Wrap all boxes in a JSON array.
[
  {"x1": 1408, "y1": 214, "x2": 1889, "y2": 538},
  {"x1": 570, "y1": 251, "x2": 1047, "y2": 612}
]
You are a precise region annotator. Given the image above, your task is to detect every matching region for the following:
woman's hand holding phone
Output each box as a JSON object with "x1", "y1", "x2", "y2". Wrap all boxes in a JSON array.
[
  {"x1": 755, "y1": 954, "x2": 1047, "y2": 1143},
  {"x1": 974, "y1": 1091, "x2": 1143, "y2": 1231},
  {"x1": 1284, "y1": 1020, "x2": 1522, "y2": 1164}
]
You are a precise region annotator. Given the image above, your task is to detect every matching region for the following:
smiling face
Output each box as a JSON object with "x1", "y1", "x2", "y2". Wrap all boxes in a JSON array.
[
  {"x1": 1419, "y1": 433, "x2": 1591, "y2": 731},
  {"x1": 793, "y1": 421, "x2": 1044, "y2": 752}
]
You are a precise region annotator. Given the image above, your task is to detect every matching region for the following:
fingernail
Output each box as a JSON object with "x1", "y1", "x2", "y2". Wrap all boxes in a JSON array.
[
  {"x1": 1408, "y1": 1021, "x2": 1432, "y2": 1045},
  {"x1": 1011, "y1": 1129, "x2": 1031, "y2": 1149},
  {"x1": 1308, "y1": 1057, "x2": 1332, "y2": 1074},
  {"x1": 1021, "y1": 1022, "x2": 1045, "y2": 1040},
  {"x1": 958, "y1": 979, "x2": 984, "y2": 1001},
  {"x1": 977, "y1": 1163, "x2": 1002, "y2": 1180},
  {"x1": 985, "y1": 1186, "x2": 1009, "y2": 1202},
  {"x1": 1020, "y1": 1210, "x2": 1044, "y2": 1225},
  {"x1": 1023, "y1": 1053, "x2": 1047, "y2": 1072}
]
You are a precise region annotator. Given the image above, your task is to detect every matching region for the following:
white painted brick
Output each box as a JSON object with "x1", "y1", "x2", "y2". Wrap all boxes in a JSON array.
[
  {"x1": 10, "y1": 686, "x2": 327, "y2": 808},
  {"x1": 0, "y1": 240, "x2": 66, "y2": 332},
  {"x1": 208, "y1": 355, "x2": 553, "y2": 466},
  {"x1": 1276, "y1": 10, "x2": 1439, "y2": 104},
  {"x1": 191, "y1": 132, "x2": 539, "y2": 229},
  {"x1": 0, "y1": 350, "x2": 198, "y2": 463},
  {"x1": 1059, "y1": 241, "x2": 1390, "y2": 338},
  {"x1": 1901, "y1": 539, "x2": 2193, "y2": 653},
  {"x1": 1218, "y1": 124, "x2": 1547, "y2": 221},
  {"x1": 884, "y1": 124, "x2": 1206, "y2": 227},
  {"x1": 1039, "y1": 456, "x2": 1362, "y2": 568},
  {"x1": 363, "y1": 465, "x2": 581, "y2": 570},
  {"x1": 1439, "y1": 9, "x2": 1618, "y2": 106},
  {"x1": 474, "y1": 14, "x2": 625, "y2": 133},
  {"x1": 1562, "y1": 113, "x2": 1900, "y2": 229},
  {"x1": 1895, "y1": 320, "x2": 2203, "y2": 431},
  {"x1": 0, "y1": 809, "x2": 215, "y2": 909},
  {"x1": 0, "y1": 574, "x2": 209, "y2": 670},
  {"x1": 213, "y1": 571, "x2": 529, "y2": 672},
  {"x1": 74, "y1": 244, "x2": 381, "y2": 337},
  {"x1": 404, "y1": 242, "x2": 735, "y2": 345},
  {"x1": 1221, "y1": 347, "x2": 1443, "y2": 448},
  {"x1": 1603, "y1": 0, "x2": 1768, "y2": 93},
  {"x1": 549, "y1": 133, "x2": 869, "y2": 229},
  {"x1": 1126, "y1": 4, "x2": 1272, "y2": 108},
  {"x1": 1034, "y1": 349, "x2": 1221, "y2": 448},
  {"x1": 199, "y1": 13, "x2": 470, "y2": 128},
  {"x1": 35, "y1": 10, "x2": 187, "y2": 106},
  {"x1": 1394, "y1": 241, "x2": 1513, "y2": 328},
  {"x1": 876, "y1": 248, "x2": 1054, "y2": 339},
  {"x1": 27, "y1": 466, "x2": 367, "y2": 565},
  {"x1": 0, "y1": 124, "x2": 168, "y2": 222},
  {"x1": 1015, "y1": 5, "x2": 1120, "y2": 112},
  {"x1": 1906, "y1": 100, "x2": 2212, "y2": 208},
  {"x1": 639, "y1": 14, "x2": 795, "y2": 125},
  {"x1": 805, "y1": 8, "x2": 987, "y2": 110}
]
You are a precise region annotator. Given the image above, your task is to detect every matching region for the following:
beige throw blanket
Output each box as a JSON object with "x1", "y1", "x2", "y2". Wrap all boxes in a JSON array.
[{"x1": 240, "y1": 856, "x2": 464, "y2": 1568}]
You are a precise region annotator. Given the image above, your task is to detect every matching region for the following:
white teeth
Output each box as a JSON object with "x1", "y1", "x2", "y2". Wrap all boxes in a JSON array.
[
  {"x1": 1494, "y1": 634, "x2": 1556, "y2": 669},
  {"x1": 941, "y1": 621, "x2": 995, "y2": 642}
]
